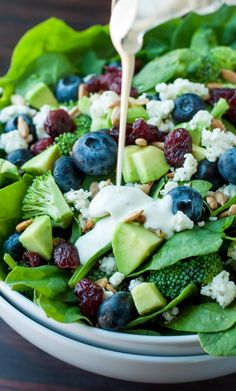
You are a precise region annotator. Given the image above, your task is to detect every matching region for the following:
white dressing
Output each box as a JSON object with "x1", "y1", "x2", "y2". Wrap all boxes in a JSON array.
[{"x1": 76, "y1": 186, "x2": 193, "y2": 264}]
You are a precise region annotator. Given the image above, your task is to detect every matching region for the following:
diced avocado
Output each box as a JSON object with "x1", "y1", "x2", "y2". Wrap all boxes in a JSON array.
[
  {"x1": 26, "y1": 82, "x2": 58, "y2": 109},
  {"x1": 127, "y1": 106, "x2": 148, "y2": 123},
  {"x1": 19, "y1": 215, "x2": 53, "y2": 260},
  {"x1": 0, "y1": 159, "x2": 20, "y2": 187},
  {"x1": 131, "y1": 282, "x2": 167, "y2": 315},
  {"x1": 91, "y1": 116, "x2": 111, "y2": 131},
  {"x1": 123, "y1": 145, "x2": 142, "y2": 183},
  {"x1": 132, "y1": 146, "x2": 169, "y2": 184},
  {"x1": 78, "y1": 96, "x2": 90, "y2": 115},
  {"x1": 22, "y1": 144, "x2": 61, "y2": 175},
  {"x1": 175, "y1": 124, "x2": 202, "y2": 146},
  {"x1": 112, "y1": 222, "x2": 163, "y2": 276},
  {"x1": 192, "y1": 144, "x2": 206, "y2": 161}
]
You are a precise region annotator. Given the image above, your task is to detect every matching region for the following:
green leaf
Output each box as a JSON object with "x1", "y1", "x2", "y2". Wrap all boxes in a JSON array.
[
  {"x1": 69, "y1": 217, "x2": 81, "y2": 245},
  {"x1": 77, "y1": 51, "x2": 106, "y2": 75},
  {"x1": 5, "y1": 265, "x2": 70, "y2": 299},
  {"x1": 164, "y1": 301, "x2": 236, "y2": 333},
  {"x1": 212, "y1": 196, "x2": 236, "y2": 217},
  {"x1": 122, "y1": 329, "x2": 161, "y2": 336},
  {"x1": 3, "y1": 253, "x2": 17, "y2": 270},
  {"x1": 131, "y1": 228, "x2": 223, "y2": 276},
  {"x1": 199, "y1": 325, "x2": 236, "y2": 356},
  {"x1": 35, "y1": 294, "x2": 91, "y2": 324},
  {"x1": 205, "y1": 216, "x2": 235, "y2": 233},
  {"x1": 189, "y1": 180, "x2": 212, "y2": 198},
  {"x1": 0, "y1": 180, "x2": 28, "y2": 241},
  {"x1": 126, "y1": 284, "x2": 197, "y2": 329}
]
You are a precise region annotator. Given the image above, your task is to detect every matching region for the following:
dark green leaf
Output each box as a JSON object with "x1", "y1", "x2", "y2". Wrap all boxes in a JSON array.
[{"x1": 199, "y1": 325, "x2": 236, "y2": 356}]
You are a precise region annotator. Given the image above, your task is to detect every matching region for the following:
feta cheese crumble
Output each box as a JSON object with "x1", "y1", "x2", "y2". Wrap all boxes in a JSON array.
[
  {"x1": 128, "y1": 278, "x2": 144, "y2": 292},
  {"x1": 200, "y1": 271, "x2": 236, "y2": 308},
  {"x1": 160, "y1": 181, "x2": 178, "y2": 196},
  {"x1": 171, "y1": 211, "x2": 194, "y2": 232},
  {"x1": 99, "y1": 255, "x2": 117, "y2": 276},
  {"x1": 109, "y1": 271, "x2": 125, "y2": 287},
  {"x1": 0, "y1": 130, "x2": 29, "y2": 153},
  {"x1": 189, "y1": 110, "x2": 213, "y2": 130},
  {"x1": 173, "y1": 153, "x2": 198, "y2": 182},
  {"x1": 90, "y1": 91, "x2": 119, "y2": 118},
  {"x1": 201, "y1": 128, "x2": 236, "y2": 162},
  {"x1": 64, "y1": 189, "x2": 91, "y2": 219},
  {"x1": 162, "y1": 307, "x2": 179, "y2": 322},
  {"x1": 32, "y1": 105, "x2": 51, "y2": 139},
  {"x1": 146, "y1": 99, "x2": 174, "y2": 119},
  {"x1": 155, "y1": 78, "x2": 208, "y2": 101},
  {"x1": 217, "y1": 184, "x2": 236, "y2": 199},
  {"x1": 0, "y1": 104, "x2": 36, "y2": 123}
]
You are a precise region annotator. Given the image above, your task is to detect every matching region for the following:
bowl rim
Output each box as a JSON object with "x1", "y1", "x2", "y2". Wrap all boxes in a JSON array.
[{"x1": 0, "y1": 281, "x2": 199, "y2": 345}]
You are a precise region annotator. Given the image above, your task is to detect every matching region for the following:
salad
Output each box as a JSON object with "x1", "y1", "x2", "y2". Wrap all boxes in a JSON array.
[{"x1": 1, "y1": 4, "x2": 236, "y2": 357}]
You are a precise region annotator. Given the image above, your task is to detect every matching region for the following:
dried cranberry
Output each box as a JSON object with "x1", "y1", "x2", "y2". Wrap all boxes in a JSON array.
[
  {"x1": 74, "y1": 278, "x2": 103, "y2": 317},
  {"x1": 30, "y1": 137, "x2": 54, "y2": 155},
  {"x1": 44, "y1": 109, "x2": 76, "y2": 139},
  {"x1": 86, "y1": 66, "x2": 137, "y2": 97},
  {"x1": 210, "y1": 88, "x2": 236, "y2": 125},
  {"x1": 54, "y1": 241, "x2": 80, "y2": 269},
  {"x1": 110, "y1": 119, "x2": 166, "y2": 145},
  {"x1": 164, "y1": 128, "x2": 192, "y2": 167},
  {"x1": 22, "y1": 251, "x2": 45, "y2": 267}
]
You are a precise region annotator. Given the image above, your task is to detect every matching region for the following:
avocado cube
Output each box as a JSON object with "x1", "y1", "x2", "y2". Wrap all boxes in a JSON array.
[
  {"x1": 131, "y1": 282, "x2": 167, "y2": 315},
  {"x1": 19, "y1": 215, "x2": 53, "y2": 260},
  {"x1": 132, "y1": 146, "x2": 169, "y2": 184},
  {"x1": 122, "y1": 145, "x2": 142, "y2": 183},
  {"x1": 22, "y1": 144, "x2": 61, "y2": 175},
  {"x1": 112, "y1": 222, "x2": 163, "y2": 276},
  {"x1": 127, "y1": 105, "x2": 148, "y2": 123},
  {"x1": 192, "y1": 144, "x2": 206, "y2": 162},
  {"x1": 26, "y1": 82, "x2": 58, "y2": 109}
]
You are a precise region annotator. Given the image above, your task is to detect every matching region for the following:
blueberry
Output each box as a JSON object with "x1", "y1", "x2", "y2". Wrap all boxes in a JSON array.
[
  {"x1": 7, "y1": 149, "x2": 33, "y2": 168},
  {"x1": 218, "y1": 148, "x2": 236, "y2": 184},
  {"x1": 72, "y1": 131, "x2": 117, "y2": 175},
  {"x1": 3, "y1": 232, "x2": 24, "y2": 261},
  {"x1": 172, "y1": 93, "x2": 206, "y2": 124},
  {"x1": 97, "y1": 291, "x2": 137, "y2": 331},
  {"x1": 54, "y1": 75, "x2": 82, "y2": 103},
  {"x1": 5, "y1": 114, "x2": 37, "y2": 142},
  {"x1": 196, "y1": 159, "x2": 225, "y2": 190},
  {"x1": 168, "y1": 186, "x2": 203, "y2": 222},
  {"x1": 53, "y1": 156, "x2": 84, "y2": 192}
]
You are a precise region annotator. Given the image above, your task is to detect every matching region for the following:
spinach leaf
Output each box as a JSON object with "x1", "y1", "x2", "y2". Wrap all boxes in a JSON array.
[
  {"x1": 126, "y1": 284, "x2": 197, "y2": 329},
  {"x1": 130, "y1": 228, "x2": 223, "y2": 276},
  {"x1": 199, "y1": 325, "x2": 236, "y2": 356},
  {"x1": 69, "y1": 217, "x2": 81, "y2": 245},
  {"x1": 189, "y1": 180, "x2": 212, "y2": 198},
  {"x1": 123, "y1": 329, "x2": 161, "y2": 336},
  {"x1": 77, "y1": 51, "x2": 106, "y2": 76},
  {"x1": 3, "y1": 253, "x2": 17, "y2": 270},
  {"x1": 0, "y1": 180, "x2": 28, "y2": 241},
  {"x1": 164, "y1": 301, "x2": 236, "y2": 333},
  {"x1": 212, "y1": 196, "x2": 236, "y2": 217},
  {"x1": 5, "y1": 265, "x2": 70, "y2": 299},
  {"x1": 35, "y1": 294, "x2": 91, "y2": 324},
  {"x1": 205, "y1": 216, "x2": 235, "y2": 233}
]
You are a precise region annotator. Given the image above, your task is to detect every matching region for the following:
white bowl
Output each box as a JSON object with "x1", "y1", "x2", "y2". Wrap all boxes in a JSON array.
[
  {"x1": 0, "y1": 281, "x2": 203, "y2": 356},
  {"x1": 1, "y1": 295, "x2": 236, "y2": 384}
]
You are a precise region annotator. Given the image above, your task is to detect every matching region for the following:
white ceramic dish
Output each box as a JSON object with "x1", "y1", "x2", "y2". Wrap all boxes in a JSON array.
[
  {"x1": 0, "y1": 281, "x2": 203, "y2": 356},
  {"x1": 1, "y1": 295, "x2": 236, "y2": 384}
]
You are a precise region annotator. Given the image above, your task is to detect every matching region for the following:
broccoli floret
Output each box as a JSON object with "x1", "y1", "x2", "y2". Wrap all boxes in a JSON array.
[
  {"x1": 55, "y1": 133, "x2": 79, "y2": 155},
  {"x1": 87, "y1": 268, "x2": 107, "y2": 283},
  {"x1": 187, "y1": 46, "x2": 236, "y2": 83},
  {"x1": 146, "y1": 253, "x2": 223, "y2": 299},
  {"x1": 22, "y1": 172, "x2": 73, "y2": 228},
  {"x1": 75, "y1": 114, "x2": 92, "y2": 137}
]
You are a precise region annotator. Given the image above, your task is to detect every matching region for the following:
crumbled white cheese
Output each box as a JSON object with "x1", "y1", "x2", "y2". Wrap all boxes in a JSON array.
[
  {"x1": 155, "y1": 78, "x2": 209, "y2": 101},
  {"x1": 173, "y1": 153, "x2": 198, "y2": 182},
  {"x1": 227, "y1": 242, "x2": 236, "y2": 261},
  {"x1": 146, "y1": 99, "x2": 174, "y2": 120},
  {"x1": 10, "y1": 95, "x2": 26, "y2": 106},
  {"x1": 217, "y1": 184, "x2": 236, "y2": 200},
  {"x1": 0, "y1": 104, "x2": 36, "y2": 123},
  {"x1": 147, "y1": 117, "x2": 175, "y2": 133},
  {"x1": 128, "y1": 278, "x2": 144, "y2": 292},
  {"x1": 189, "y1": 110, "x2": 213, "y2": 130},
  {"x1": 160, "y1": 181, "x2": 178, "y2": 196},
  {"x1": 201, "y1": 271, "x2": 236, "y2": 308},
  {"x1": 162, "y1": 307, "x2": 179, "y2": 322},
  {"x1": 32, "y1": 105, "x2": 52, "y2": 139},
  {"x1": 64, "y1": 189, "x2": 91, "y2": 218},
  {"x1": 171, "y1": 211, "x2": 194, "y2": 232},
  {"x1": 198, "y1": 221, "x2": 205, "y2": 228},
  {"x1": 209, "y1": 216, "x2": 217, "y2": 221},
  {"x1": 201, "y1": 128, "x2": 236, "y2": 162},
  {"x1": 90, "y1": 91, "x2": 119, "y2": 118},
  {"x1": 0, "y1": 130, "x2": 29, "y2": 153},
  {"x1": 99, "y1": 255, "x2": 117, "y2": 276},
  {"x1": 109, "y1": 271, "x2": 125, "y2": 287}
]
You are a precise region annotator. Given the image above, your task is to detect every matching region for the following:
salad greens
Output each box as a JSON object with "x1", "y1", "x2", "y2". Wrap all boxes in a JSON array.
[{"x1": 1, "y1": 4, "x2": 236, "y2": 358}]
